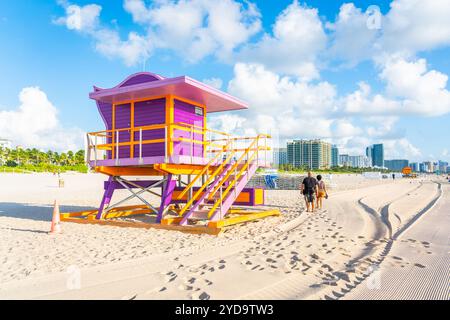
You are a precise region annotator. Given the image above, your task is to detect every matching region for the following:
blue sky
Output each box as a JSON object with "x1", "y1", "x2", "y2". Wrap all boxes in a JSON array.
[{"x1": 0, "y1": 0, "x2": 449, "y2": 163}]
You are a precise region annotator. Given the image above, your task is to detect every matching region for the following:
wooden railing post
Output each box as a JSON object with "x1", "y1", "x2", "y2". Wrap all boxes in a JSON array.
[{"x1": 164, "y1": 126, "x2": 168, "y2": 163}]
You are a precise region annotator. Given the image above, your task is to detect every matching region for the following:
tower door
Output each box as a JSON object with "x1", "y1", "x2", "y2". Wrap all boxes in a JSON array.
[{"x1": 114, "y1": 103, "x2": 131, "y2": 159}]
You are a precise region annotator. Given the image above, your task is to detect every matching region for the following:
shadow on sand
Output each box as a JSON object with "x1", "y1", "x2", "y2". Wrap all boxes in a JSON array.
[{"x1": 0, "y1": 202, "x2": 97, "y2": 222}]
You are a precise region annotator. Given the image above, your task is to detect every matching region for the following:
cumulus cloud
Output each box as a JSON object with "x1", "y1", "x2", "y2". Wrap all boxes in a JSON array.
[
  {"x1": 383, "y1": 138, "x2": 422, "y2": 159},
  {"x1": 123, "y1": 0, "x2": 261, "y2": 63},
  {"x1": 56, "y1": 0, "x2": 260, "y2": 65},
  {"x1": 225, "y1": 62, "x2": 425, "y2": 160},
  {"x1": 382, "y1": 0, "x2": 450, "y2": 53},
  {"x1": 379, "y1": 56, "x2": 450, "y2": 116},
  {"x1": 326, "y1": 3, "x2": 381, "y2": 66},
  {"x1": 238, "y1": 1, "x2": 326, "y2": 80},
  {"x1": 54, "y1": 2, "x2": 151, "y2": 66},
  {"x1": 327, "y1": 0, "x2": 450, "y2": 65},
  {"x1": 54, "y1": 3, "x2": 101, "y2": 32},
  {"x1": 228, "y1": 63, "x2": 337, "y2": 119},
  {"x1": 0, "y1": 87, "x2": 83, "y2": 151},
  {"x1": 343, "y1": 56, "x2": 450, "y2": 116}
]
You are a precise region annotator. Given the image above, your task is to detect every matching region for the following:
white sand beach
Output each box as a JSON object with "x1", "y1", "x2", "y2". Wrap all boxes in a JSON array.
[{"x1": 0, "y1": 172, "x2": 447, "y2": 300}]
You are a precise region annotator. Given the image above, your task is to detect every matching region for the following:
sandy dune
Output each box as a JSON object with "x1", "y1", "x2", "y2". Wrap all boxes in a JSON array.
[{"x1": 0, "y1": 172, "x2": 447, "y2": 300}]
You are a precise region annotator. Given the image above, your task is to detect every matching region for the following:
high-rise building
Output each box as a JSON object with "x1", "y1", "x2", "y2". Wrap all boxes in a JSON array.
[
  {"x1": 338, "y1": 155, "x2": 370, "y2": 168},
  {"x1": 287, "y1": 139, "x2": 332, "y2": 169},
  {"x1": 372, "y1": 144, "x2": 384, "y2": 167},
  {"x1": 366, "y1": 143, "x2": 384, "y2": 167},
  {"x1": 419, "y1": 162, "x2": 426, "y2": 172},
  {"x1": 438, "y1": 160, "x2": 448, "y2": 173},
  {"x1": 365, "y1": 146, "x2": 373, "y2": 165},
  {"x1": 339, "y1": 154, "x2": 350, "y2": 167},
  {"x1": 331, "y1": 145, "x2": 339, "y2": 167},
  {"x1": 410, "y1": 162, "x2": 419, "y2": 172},
  {"x1": 272, "y1": 147, "x2": 288, "y2": 167},
  {"x1": 423, "y1": 161, "x2": 433, "y2": 173},
  {"x1": 384, "y1": 159, "x2": 409, "y2": 172}
]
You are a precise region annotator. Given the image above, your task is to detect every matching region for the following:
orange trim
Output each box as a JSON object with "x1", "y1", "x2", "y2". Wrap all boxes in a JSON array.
[
  {"x1": 113, "y1": 95, "x2": 168, "y2": 106},
  {"x1": 166, "y1": 95, "x2": 174, "y2": 156},
  {"x1": 95, "y1": 166, "x2": 163, "y2": 176},
  {"x1": 172, "y1": 95, "x2": 205, "y2": 109},
  {"x1": 153, "y1": 163, "x2": 218, "y2": 175}
]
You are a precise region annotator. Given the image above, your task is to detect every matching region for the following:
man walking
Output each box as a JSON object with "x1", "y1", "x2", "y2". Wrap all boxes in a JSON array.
[{"x1": 301, "y1": 171, "x2": 318, "y2": 213}]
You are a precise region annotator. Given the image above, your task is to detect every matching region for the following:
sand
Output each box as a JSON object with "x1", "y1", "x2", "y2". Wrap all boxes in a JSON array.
[{"x1": 0, "y1": 172, "x2": 447, "y2": 300}]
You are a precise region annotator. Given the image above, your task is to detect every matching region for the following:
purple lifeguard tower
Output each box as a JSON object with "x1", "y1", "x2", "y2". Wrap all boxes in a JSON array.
[{"x1": 61, "y1": 72, "x2": 280, "y2": 234}]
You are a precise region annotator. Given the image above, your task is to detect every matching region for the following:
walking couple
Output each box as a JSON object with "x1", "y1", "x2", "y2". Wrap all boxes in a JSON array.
[{"x1": 300, "y1": 171, "x2": 328, "y2": 213}]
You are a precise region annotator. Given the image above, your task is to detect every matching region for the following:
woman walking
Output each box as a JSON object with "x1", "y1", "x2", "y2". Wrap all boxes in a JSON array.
[{"x1": 316, "y1": 175, "x2": 328, "y2": 210}]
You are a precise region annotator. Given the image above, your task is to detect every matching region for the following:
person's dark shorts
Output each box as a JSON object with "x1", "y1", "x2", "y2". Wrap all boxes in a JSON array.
[{"x1": 303, "y1": 191, "x2": 315, "y2": 203}]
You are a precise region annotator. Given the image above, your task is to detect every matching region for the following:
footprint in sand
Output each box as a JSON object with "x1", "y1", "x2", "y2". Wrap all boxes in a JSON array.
[
  {"x1": 178, "y1": 284, "x2": 194, "y2": 291},
  {"x1": 191, "y1": 291, "x2": 211, "y2": 300},
  {"x1": 184, "y1": 277, "x2": 196, "y2": 285},
  {"x1": 165, "y1": 272, "x2": 177, "y2": 282},
  {"x1": 414, "y1": 263, "x2": 426, "y2": 268}
]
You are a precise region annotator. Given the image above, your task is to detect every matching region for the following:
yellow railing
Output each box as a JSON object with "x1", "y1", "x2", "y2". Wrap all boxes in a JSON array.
[
  {"x1": 176, "y1": 143, "x2": 236, "y2": 217},
  {"x1": 174, "y1": 134, "x2": 271, "y2": 220},
  {"x1": 206, "y1": 135, "x2": 269, "y2": 219},
  {"x1": 86, "y1": 122, "x2": 233, "y2": 165},
  {"x1": 86, "y1": 122, "x2": 271, "y2": 171}
]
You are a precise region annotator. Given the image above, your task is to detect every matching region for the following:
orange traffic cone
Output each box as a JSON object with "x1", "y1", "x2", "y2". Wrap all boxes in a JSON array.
[{"x1": 49, "y1": 200, "x2": 62, "y2": 234}]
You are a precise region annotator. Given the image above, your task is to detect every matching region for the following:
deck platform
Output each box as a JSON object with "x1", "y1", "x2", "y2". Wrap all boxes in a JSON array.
[{"x1": 60, "y1": 205, "x2": 280, "y2": 235}]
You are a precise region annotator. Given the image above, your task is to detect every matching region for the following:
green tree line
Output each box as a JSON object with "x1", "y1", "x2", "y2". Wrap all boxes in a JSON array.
[{"x1": 0, "y1": 147, "x2": 88, "y2": 173}]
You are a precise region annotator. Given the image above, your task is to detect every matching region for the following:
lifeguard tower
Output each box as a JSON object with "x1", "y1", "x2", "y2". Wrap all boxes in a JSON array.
[{"x1": 61, "y1": 72, "x2": 280, "y2": 234}]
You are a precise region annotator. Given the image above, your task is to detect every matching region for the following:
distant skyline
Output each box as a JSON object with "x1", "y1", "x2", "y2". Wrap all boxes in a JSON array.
[{"x1": 0, "y1": 0, "x2": 449, "y2": 162}]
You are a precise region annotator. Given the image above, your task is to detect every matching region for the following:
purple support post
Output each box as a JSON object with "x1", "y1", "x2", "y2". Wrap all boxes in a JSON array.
[
  {"x1": 156, "y1": 174, "x2": 176, "y2": 223},
  {"x1": 96, "y1": 176, "x2": 115, "y2": 220}
]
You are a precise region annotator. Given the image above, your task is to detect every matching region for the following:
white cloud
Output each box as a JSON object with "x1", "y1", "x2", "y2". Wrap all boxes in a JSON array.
[
  {"x1": 225, "y1": 62, "x2": 426, "y2": 160},
  {"x1": 93, "y1": 29, "x2": 151, "y2": 67},
  {"x1": 203, "y1": 77, "x2": 223, "y2": 90},
  {"x1": 332, "y1": 119, "x2": 363, "y2": 138},
  {"x1": 382, "y1": 0, "x2": 450, "y2": 53},
  {"x1": 238, "y1": 1, "x2": 326, "y2": 80},
  {"x1": 383, "y1": 138, "x2": 422, "y2": 159},
  {"x1": 208, "y1": 113, "x2": 247, "y2": 135},
  {"x1": 0, "y1": 87, "x2": 83, "y2": 151},
  {"x1": 326, "y1": 3, "x2": 381, "y2": 66},
  {"x1": 379, "y1": 56, "x2": 450, "y2": 116},
  {"x1": 343, "y1": 81, "x2": 401, "y2": 115},
  {"x1": 54, "y1": 3, "x2": 101, "y2": 32},
  {"x1": 124, "y1": 0, "x2": 261, "y2": 63},
  {"x1": 55, "y1": 2, "x2": 152, "y2": 66},
  {"x1": 327, "y1": 0, "x2": 450, "y2": 65},
  {"x1": 441, "y1": 148, "x2": 448, "y2": 156},
  {"x1": 228, "y1": 63, "x2": 337, "y2": 119},
  {"x1": 344, "y1": 57, "x2": 450, "y2": 117}
]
